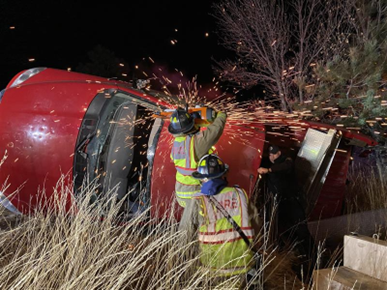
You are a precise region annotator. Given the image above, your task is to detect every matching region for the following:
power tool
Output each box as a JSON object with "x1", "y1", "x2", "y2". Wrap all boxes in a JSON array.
[{"x1": 152, "y1": 106, "x2": 216, "y2": 127}]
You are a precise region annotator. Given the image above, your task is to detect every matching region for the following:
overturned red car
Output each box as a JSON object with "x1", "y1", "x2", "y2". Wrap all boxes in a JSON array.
[{"x1": 0, "y1": 68, "x2": 376, "y2": 222}]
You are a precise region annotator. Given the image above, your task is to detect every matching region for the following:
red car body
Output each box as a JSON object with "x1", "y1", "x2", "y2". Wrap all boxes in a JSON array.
[
  {"x1": 0, "y1": 68, "x2": 376, "y2": 221},
  {"x1": 0, "y1": 68, "x2": 264, "y2": 219}
]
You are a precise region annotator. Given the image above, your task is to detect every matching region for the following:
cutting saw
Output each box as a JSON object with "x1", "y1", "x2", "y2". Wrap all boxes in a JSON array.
[{"x1": 152, "y1": 106, "x2": 216, "y2": 127}]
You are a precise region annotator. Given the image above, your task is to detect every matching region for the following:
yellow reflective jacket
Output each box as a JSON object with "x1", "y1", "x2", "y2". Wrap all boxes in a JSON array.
[
  {"x1": 195, "y1": 187, "x2": 254, "y2": 276},
  {"x1": 171, "y1": 135, "x2": 202, "y2": 199},
  {"x1": 170, "y1": 112, "x2": 227, "y2": 201}
]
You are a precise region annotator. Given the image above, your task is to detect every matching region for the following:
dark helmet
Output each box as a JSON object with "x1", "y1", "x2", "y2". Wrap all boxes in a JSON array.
[
  {"x1": 192, "y1": 154, "x2": 229, "y2": 180},
  {"x1": 168, "y1": 108, "x2": 195, "y2": 134}
]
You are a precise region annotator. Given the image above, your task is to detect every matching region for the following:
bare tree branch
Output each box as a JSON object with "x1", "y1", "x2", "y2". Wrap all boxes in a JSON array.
[
  {"x1": 213, "y1": 0, "x2": 292, "y2": 110},
  {"x1": 213, "y1": 0, "x2": 352, "y2": 109}
]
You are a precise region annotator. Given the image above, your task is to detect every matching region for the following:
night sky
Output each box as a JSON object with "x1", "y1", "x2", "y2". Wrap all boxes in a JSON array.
[{"x1": 1, "y1": 0, "x2": 228, "y2": 90}]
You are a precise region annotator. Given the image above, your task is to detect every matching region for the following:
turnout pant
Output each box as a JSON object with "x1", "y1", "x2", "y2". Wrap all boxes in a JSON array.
[{"x1": 177, "y1": 197, "x2": 200, "y2": 240}]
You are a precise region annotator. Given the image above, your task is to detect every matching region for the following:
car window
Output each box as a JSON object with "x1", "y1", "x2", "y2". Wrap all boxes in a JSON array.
[
  {"x1": 0, "y1": 89, "x2": 5, "y2": 103},
  {"x1": 74, "y1": 90, "x2": 161, "y2": 219}
]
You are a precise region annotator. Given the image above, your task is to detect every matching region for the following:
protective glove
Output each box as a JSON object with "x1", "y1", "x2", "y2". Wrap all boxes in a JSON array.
[{"x1": 216, "y1": 111, "x2": 227, "y2": 119}]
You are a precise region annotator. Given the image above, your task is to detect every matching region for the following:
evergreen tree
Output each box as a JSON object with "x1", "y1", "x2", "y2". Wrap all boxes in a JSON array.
[
  {"x1": 295, "y1": 0, "x2": 387, "y2": 175},
  {"x1": 302, "y1": 41, "x2": 387, "y2": 144}
]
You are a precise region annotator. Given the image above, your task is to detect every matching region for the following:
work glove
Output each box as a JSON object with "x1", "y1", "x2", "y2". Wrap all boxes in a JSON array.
[{"x1": 216, "y1": 111, "x2": 227, "y2": 119}]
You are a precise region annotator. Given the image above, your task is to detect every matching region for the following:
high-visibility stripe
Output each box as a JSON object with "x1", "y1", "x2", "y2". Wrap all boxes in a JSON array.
[
  {"x1": 176, "y1": 169, "x2": 194, "y2": 176},
  {"x1": 176, "y1": 167, "x2": 196, "y2": 175},
  {"x1": 190, "y1": 136, "x2": 196, "y2": 168},
  {"x1": 199, "y1": 235, "x2": 254, "y2": 245},
  {"x1": 200, "y1": 236, "x2": 254, "y2": 245},
  {"x1": 185, "y1": 136, "x2": 191, "y2": 168},
  {"x1": 176, "y1": 191, "x2": 200, "y2": 198},
  {"x1": 175, "y1": 165, "x2": 196, "y2": 172},
  {"x1": 210, "y1": 266, "x2": 250, "y2": 276},
  {"x1": 171, "y1": 136, "x2": 196, "y2": 172},
  {"x1": 171, "y1": 135, "x2": 200, "y2": 199},
  {"x1": 171, "y1": 139, "x2": 186, "y2": 160},
  {"x1": 199, "y1": 227, "x2": 253, "y2": 235},
  {"x1": 199, "y1": 229, "x2": 254, "y2": 243},
  {"x1": 176, "y1": 179, "x2": 200, "y2": 186},
  {"x1": 237, "y1": 188, "x2": 245, "y2": 227},
  {"x1": 176, "y1": 175, "x2": 200, "y2": 186},
  {"x1": 234, "y1": 187, "x2": 249, "y2": 227},
  {"x1": 198, "y1": 265, "x2": 251, "y2": 276},
  {"x1": 171, "y1": 135, "x2": 217, "y2": 200},
  {"x1": 211, "y1": 265, "x2": 248, "y2": 272},
  {"x1": 197, "y1": 186, "x2": 254, "y2": 276},
  {"x1": 175, "y1": 176, "x2": 201, "y2": 198},
  {"x1": 171, "y1": 137, "x2": 194, "y2": 168}
]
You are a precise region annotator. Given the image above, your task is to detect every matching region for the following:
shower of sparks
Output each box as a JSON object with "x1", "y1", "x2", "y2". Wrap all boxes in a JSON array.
[
  {"x1": 141, "y1": 61, "x2": 348, "y2": 149},
  {"x1": 85, "y1": 53, "x2": 386, "y2": 192}
]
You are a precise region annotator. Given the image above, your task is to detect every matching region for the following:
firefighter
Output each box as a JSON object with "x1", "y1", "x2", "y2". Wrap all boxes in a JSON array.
[
  {"x1": 192, "y1": 154, "x2": 258, "y2": 288},
  {"x1": 169, "y1": 108, "x2": 227, "y2": 236},
  {"x1": 258, "y1": 145, "x2": 316, "y2": 278}
]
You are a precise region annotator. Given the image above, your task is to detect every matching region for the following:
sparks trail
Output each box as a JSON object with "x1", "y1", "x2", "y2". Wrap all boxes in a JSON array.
[
  {"x1": 142, "y1": 68, "x2": 300, "y2": 145},
  {"x1": 137, "y1": 57, "x2": 379, "y2": 144}
]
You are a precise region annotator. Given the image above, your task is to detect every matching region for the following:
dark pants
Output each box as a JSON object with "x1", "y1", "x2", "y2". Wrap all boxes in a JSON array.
[
  {"x1": 262, "y1": 190, "x2": 316, "y2": 277},
  {"x1": 278, "y1": 198, "x2": 316, "y2": 279},
  {"x1": 278, "y1": 199, "x2": 314, "y2": 256}
]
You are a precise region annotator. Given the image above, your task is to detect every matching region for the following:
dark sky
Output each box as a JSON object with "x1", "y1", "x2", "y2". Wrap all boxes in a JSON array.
[{"x1": 0, "y1": 0, "x2": 228, "y2": 89}]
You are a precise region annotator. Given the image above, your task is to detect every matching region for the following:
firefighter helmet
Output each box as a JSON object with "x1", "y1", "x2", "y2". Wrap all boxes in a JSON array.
[
  {"x1": 168, "y1": 108, "x2": 195, "y2": 134},
  {"x1": 192, "y1": 154, "x2": 229, "y2": 180}
]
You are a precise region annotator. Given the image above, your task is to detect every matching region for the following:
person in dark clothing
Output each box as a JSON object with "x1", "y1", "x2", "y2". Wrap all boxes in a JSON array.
[{"x1": 258, "y1": 145, "x2": 316, "y2": 279}]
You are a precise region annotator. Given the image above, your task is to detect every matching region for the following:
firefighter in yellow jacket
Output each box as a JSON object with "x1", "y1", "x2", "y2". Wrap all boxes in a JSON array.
[
  {"x1": 169, "y1": 108, "x2": 227, "y2": 236},
  {"x1": 192, "y1": 154, "x2": 256, "y2": 287}
]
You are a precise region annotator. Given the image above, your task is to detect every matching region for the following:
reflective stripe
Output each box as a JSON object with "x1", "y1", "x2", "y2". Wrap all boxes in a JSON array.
[
  {"x1": 198, "y1": 264, "x2": 252, "y2": 277},
  {"x1": 211, "y1": 266, "x2": 249, "y2": 275},
  {"x1": 200, "y1": 227, "x2": 254, "y2": 235},
  {"x1": 199, "y1": 228, "x2": 254, "y2": 244},
  {"x1": 171, "y1": 140, "x2": 186, "y2": 160},
  {"x1": 175, "y1": 180, "x2": 201, "y2": 198},
  {"x1": 176, "y1": 178, "x2": 200, "y2": 186},
  {"x1": 175, "y1": 174, "x2": 198, "y2": 189},
  {"x1": 185, "y1": 136, "x2": 191, "y2": 168},
  {"x1": 176, "y1": 191, "x2": 200, "y2": 198},
  {"x1": 171, "y1": 135, "x2": 216, "y2": 200},
  {"x1": 175, "y1": 166, "x2": 196, "y2": 175},
  {"x1": 201, "y1": 188, "x2": 249, "y2": 228},
  {"x1": 171, "y1": 136, "x2": 196, "y2": 176},
  {"x1": 197, "y1": 187, "x2": 254, "y2": 276},
  {"x1": 234, "y1": 187, "x2": 249, "y2": 227},
  {"x1": 171, "y1": 135, "x2": 200, "y2": 199},
  {"x1": 211, "y1": 267, "x2": 253, "y2": 277},
  {"x1": 199, "y1": 238, "x2": 254, "y2": 276}
]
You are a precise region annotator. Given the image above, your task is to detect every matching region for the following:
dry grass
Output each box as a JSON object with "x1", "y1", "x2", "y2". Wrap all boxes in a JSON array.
[
  {"x1": 0, "y1": 150, "x2": 332, "y2": 290},
  {"x1": 345, "y1": 165, "x2": 387, "y2": 213},
  {"x1": 0, "y1": 190, "x2": 200, "y2": 290},
  {"x1": 0, "y1": 179, "x2": 317, "y2": 289}
]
